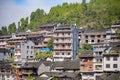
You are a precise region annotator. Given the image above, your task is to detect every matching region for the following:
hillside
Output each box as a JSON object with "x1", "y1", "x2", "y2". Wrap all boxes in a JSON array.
[{"x1": 1, "y1": 0, "x2": 120, "y2": 34}]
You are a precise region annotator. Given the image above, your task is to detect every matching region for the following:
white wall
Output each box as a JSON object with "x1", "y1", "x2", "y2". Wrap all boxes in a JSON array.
[{"x1": 103, "y1": 55, "x2": 120, "y2": 71}]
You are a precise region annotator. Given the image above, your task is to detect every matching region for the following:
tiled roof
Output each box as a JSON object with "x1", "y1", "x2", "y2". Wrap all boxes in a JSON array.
[
  {"x1": 52, "y1": 59, "x2": 80, "y2": 70},
  {"x1": 100, "y1": 73, "x2": 120, "y2": 80},
  {"x1": 79, "y1": 52, "x2": 93, "y2": 58},
  {"x1": 40, "y1": 72, "x2": 79, "y2": 78},
  {"x1": 84, "y1": 28, "x2": 108, "y2": 33},
  {"x1": 21, "y1": 60, "x2": 52, "y2": 68}
]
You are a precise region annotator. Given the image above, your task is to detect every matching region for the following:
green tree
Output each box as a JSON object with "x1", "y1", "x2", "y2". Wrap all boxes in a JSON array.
[
  {"x1": 82, "y1": 44, "x2": 92, "y2": 50},
  {"x1": 3, "y1": 0, "x2": 120, "y2": 30},
  {"x1": 1, "y1": 26, "x2": 8, "y2": 35},
  {"x1": 8, "y1": 22, "x2": 16, "y2": 34},
  {"x1": 28, "y1": 74, "x2": 34, "y2": 80},
  {"x1": 116, "y1": 28, "x2": 120, "y2": 38},
  {"x1": 35, "y1": 51, "x2": 53, "y2": 59},
  {"x1": 18, "y1": 17, "x2": 28, "y2": 30},
  {"x1": 47, "y1": 38, "x2": 54, "y2": 49}
]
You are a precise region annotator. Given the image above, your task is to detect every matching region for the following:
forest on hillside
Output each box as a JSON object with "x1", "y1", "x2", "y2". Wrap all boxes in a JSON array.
[{"x1": 0, "y1": 0, "x2": 120, "y2": 35}]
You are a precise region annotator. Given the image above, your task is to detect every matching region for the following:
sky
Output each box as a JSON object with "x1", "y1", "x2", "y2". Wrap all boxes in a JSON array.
[{"x1": 0, "y1": 0, "x2": 90, "y2": 28}]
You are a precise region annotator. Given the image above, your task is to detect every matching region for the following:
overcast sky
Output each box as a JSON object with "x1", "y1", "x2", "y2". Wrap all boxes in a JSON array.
[{"x1": 0, "y1": 0, "x2": 89, "y2": 28}]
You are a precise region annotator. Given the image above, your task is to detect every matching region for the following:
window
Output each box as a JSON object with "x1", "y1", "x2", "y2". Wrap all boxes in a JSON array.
[
  {"x1": 97, "y1": 39, "x2": 100, "y2": 43},
  {"x1": 91, "y1": 40, "x2": 94, "y2": 42},
  {"x1": 85, "y1": 35, "x2": 88, "y2": 38},
  {"x1": 97, "y1": 35, "x2": 101, "y2": 38},
  {"x1": 56, "y1": 52, "x2": 59, "y2": 55},
  {"x1": 106, "y1": 64, "x2": 110, "y2": 68},
  {"x1": 95, "y1": 65, "x2": 102, "y2": 70},
  {"x1": 62, "y1": 33, "x2": 64, "y2": 35},
  {"x1": 57, "y1": 33, "x2": 59, "y2": 36},
  {"x1": 91, "y1": 35, "x2": 95, "y2": 38},
  {"x1": 27, "y1": 46, "x2": 29, "y2": 49},
  {"x1": 30, "y1": 56, "x2": 33, "y2": 58},
  {"x1": 100, "y1": 59, "x2": 102, "y2": 62},
  {"x1": 68, "y1": 33, "x2": 70, "y2": 35},
  {"x1": 113, "y1": 56, "x2": 117, "y2": 61},
  {"x1": 4, "y1": 52, "x2": 6, "y2": 56},
  {"x1": 27, "y1": 51, "x2": 28, "y2": 54},
  {"x1": 103, "y1": 35, "x2": 106, "y2": 38},
  {"x1": 68, "y1": 44, "x2": 71, "y2": 47},
  {"x1": 62, "y1": 44, "x2": 65, "y2": 47},
  {"x1": 61, "y1": 38, "x2": 64, "y2": 41},
  {"x1": 7, "y1": 75, "x2": 9, "y2": 78},
  {"x1": 56, "y1": 39, "x2": 58, "y2": 41},
  {"x1": 86, "y1": 40, "x2": 88, "y2": 43},
  {"x1": 99, "y1": 52, "x2": 102, "y2": 55},
  {"x1": 27, "y1": 56, "x2": 29, "y2": 59},
  {"x1": 68, "y1": 53, "x2": 70, "y2": 55},
  {"x1": 113, "y1": 64, "x2": 117, "y2": 68},
  {"x1": 62, "y1": 53, "x2": 64, "y2": 55},
  {"x1": 31, "y1": 46, "x2": 33, "y2": 49},
  {"x1": 31, "y1": 51, "x2": 33, "y2": 54},
  {"x1": 106, "y1": 57, "x2": 110, "y2": 61}
]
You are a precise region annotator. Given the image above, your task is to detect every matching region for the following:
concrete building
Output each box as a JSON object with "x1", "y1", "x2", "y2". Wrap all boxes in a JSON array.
[
  {"x1": 53, "y1": 24, "x2": 78, "y2": 61},
  {"x1": 14, "y1": 40, "x2": 35, "y2": 62},
  {"x1": 79, "y1": 52, "x2": 94, "y2": 80},
  {"x1": 27, "y1": 30, "x2": 53, "y2": 53},
  {"x1": 78, "y1": 28, "x2": 85, "y2": 48},
  {"x1": 0, "y1": 61, "x2": 15, "y2": 80},
  {"x1": 7, "y1": 33, "x2": 27, "y2": 52},
  {"x1": 38, "y1": 23, "x2": 57, "y2": 31},
  {"x1": 92, "y1": 43, "x2": 108, "y2": 80},
  {"x1": 103, "y1": 44, "x2": 120, "y2": 72},
  {"x1": 0, "y1": 38, "x2": 10, "y2": 61},
  {"x1": 110, "y1": 21, "x2": 120, "y2": 43},
  {"x1": 103, "y1": 54, "x2": 120, "y2": 72},
  {"x1": 16, "y1": 62, "x2": 39, "y2": 80},
  {"x1": 81, "y1": 29, "x2": 106, "y2": 44}
]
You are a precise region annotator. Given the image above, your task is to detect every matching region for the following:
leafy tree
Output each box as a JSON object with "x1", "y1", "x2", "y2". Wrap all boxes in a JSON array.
[
  {"x1": 47, "y1": 38, "x2": 54, "y2": 49},
  {"x1": 18, "y1": 17, "x2": 28, "y2": 30},
  {"x1": 2, "y1": 0, "x2": 120, "y2": 31},
  {"x1": 35, "y1": 51, "x2": 53, "y2": 59},
  {"x1": 51, "y1": 76, "x2": 56, "y2": 80},
  {"x1": 28, "y1": 74, "x2": 34, "y2": 80},
  {"x1": 116, "y1": 28, "x2": 120, "y2": 38},
  {"x1": 1, "y1": 26, "x2": 8, "y2": 35},
  {"x1": 82, "y1": 44, "x2": 92, "y2": 50},
  {"x1": 8, "y1": 22, "x2": 16, "y2": 34}
]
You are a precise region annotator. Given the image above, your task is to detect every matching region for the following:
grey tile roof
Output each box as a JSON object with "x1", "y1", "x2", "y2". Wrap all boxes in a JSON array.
[
  {"x1": 52, "y1": 59, "x2": 80, "y2": 70},
  {"x1": 84, "y1": 28, "x2": 108, "y2": 33},
  {"x1": 21, "y1": 61, "x2": 52, "y2": 68},
  {"x1": 79, "y1": 52, "x2": 93, "y2": 58},
  {"x1": 100, "y1": 73, "x2": 120, "y2": 80},
  {"x1": 40, "y1": 72, "x2": 79, "y2": 78}
]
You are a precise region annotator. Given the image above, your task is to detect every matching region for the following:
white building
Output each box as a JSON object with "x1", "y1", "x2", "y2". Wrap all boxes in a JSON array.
[
  {"x1": 0, "y1": 74, "x2": 15, "y2": 80},
  {"x1": 14, "y1": 40, "x2": 35, "y2": 62},
  {"x1": 103, "y1": 54, "x2": 120, "y2": 72}
]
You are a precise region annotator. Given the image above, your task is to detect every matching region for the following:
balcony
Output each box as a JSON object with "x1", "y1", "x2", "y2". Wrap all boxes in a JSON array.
[
  {"x1": 54, "y1": 46, "x2": 72, "y2": 50},
  {"x1": 54, "y1": 34, "x2": 72, "y2": 38},
  {"x1": 0, "y1": 42, "x2": 7, "y2": 45},
  {"x1": 21, "y1": 70, "x2": 33, "y2": 75},
  {"x1": 7, "y1": 45, "x2": 15, "y2": 48},
  {"x1": 53, "y1": 54, "x2": 72, "y2": 58},
  {"x1": 35, "y1": 44, "x2": 47, "y2": 48},
  {"x1": 54, "y1": 40, "x2": 72, "y2": 43}
]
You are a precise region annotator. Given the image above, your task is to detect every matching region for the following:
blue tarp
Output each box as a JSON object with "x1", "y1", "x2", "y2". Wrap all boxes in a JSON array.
[
  {"x1": 39, "y1": 48, "x2": 52, "y2": 52},
  {"x1": 10, "y1": 49, "x2": 15, "y2": 53},
  {"x1": 93, "y1": 48, "x2": 97, "y2": 51}
]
